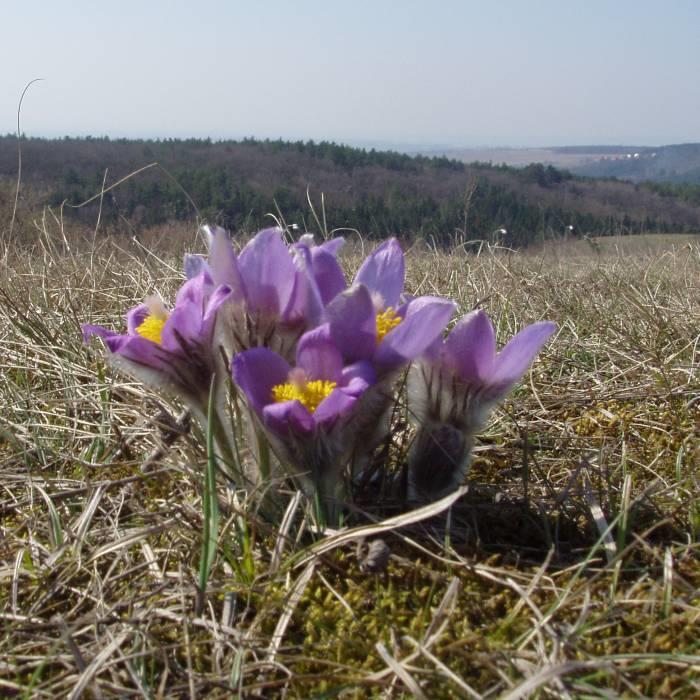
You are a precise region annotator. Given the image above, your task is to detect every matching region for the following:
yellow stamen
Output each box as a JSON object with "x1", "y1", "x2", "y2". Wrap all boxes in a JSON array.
[
  {"x1": 136, "y1": 314, "x2": 167, "y2": 344},
  {"x1": 135, "y1": 295, "x2": 169, "y2": 344},
  {"x1": 376, "y1": 307, "x2": 402, "y2": 343},
  {"x1": 272, "y1": 377, "x2": 337, "y2": 413}
]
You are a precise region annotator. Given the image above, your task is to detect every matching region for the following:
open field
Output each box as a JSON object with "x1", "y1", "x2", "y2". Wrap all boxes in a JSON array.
[
  {"x1": 527, "y1": 232, "x2": 700, "y2": 259},
  {"x1": 1, "y1": 224, "x2": 699, "y2": 697}
]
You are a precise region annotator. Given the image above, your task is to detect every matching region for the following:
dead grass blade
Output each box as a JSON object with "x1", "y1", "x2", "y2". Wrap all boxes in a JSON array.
[
  {"x1": 286, "y1": 486, "x2": 468, "y2": 570},
  {"x1": 265, "y1": 560, "x2": 316, "y2": 665},
  {"x1": 375, "y1": 641, "x2": 428, "y2": 700},
  {"x1": 67, "y1": 630, "x2": 132, "y2": 700},
  {"x1": 500, "y1": 660, "x2": 615, "y2": 700}
]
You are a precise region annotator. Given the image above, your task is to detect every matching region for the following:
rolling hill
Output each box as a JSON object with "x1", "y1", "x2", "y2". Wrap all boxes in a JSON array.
[{"x1": 1, "y1": 135, "x2": 699, "y2": 246}]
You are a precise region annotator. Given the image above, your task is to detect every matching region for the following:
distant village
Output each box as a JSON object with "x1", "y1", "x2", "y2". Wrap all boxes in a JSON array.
[{"x1": 598, "y1": 151, "x2": 657, "y2": 162}]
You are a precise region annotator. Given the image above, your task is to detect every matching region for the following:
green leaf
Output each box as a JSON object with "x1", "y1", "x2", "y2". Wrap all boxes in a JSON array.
[{"x1": 198, "y1": 377, "x2": 220, "y2": 607}]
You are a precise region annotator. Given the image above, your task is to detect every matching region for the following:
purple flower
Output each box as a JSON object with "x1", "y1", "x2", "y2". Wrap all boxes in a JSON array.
[
  {"x1": 319, "y1": 238, "x2": 454, "y2": 479},
  {"x1": 422, "y1": 310, "x2": 557, "y2": 407},
  {"x1": 233, "y1": 324, "x2": 376, "y2": 522},
  {"x1": 324, "y1": 238, "x2": 454, "y2": 373},
  {"x1": 194, "y1": 226, "x2": 330, "y2": 360},
  {"x1": 291, "y1": 234, "x2": 347, "y2": 306},
  {"x1": 407, "y1": 309, "x2": 556, "y2": 500},
  {"x1": 325, "y1": 283, "x2": 455, "y2": 375},
  {"x1": 353, "y1": 238, "x2": 405, "y2": 310},
  {"x1": 232, "y1": 324, "x2": 375, "y2": 436},
  {"x1": 82, "y1": 270, "x2": 232, "y2": 410}
]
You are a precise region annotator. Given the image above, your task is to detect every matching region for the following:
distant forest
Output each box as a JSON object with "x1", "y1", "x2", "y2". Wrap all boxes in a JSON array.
[{"x1": 2, "y1": 135, "x2": 700, "y2": 246}]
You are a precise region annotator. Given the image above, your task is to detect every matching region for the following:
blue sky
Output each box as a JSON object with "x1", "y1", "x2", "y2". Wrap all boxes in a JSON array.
[{"x1": 1, "y1": 0, "x2": 698, "y2": 147}]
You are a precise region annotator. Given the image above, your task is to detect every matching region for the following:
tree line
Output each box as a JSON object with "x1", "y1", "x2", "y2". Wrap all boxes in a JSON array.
[{"x1": 2, "y1": 135, "x2": 699, "y2": 246}]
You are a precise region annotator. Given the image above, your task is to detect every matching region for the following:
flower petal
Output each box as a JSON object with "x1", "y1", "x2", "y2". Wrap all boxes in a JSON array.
[
  {"x1": 353, "y1": 238, "x2": 404, "y2": 308},
  {"x1": 326, "y1": 284, "x2": 377, "y2": 363},
  {"x1": 238, "y1": 228, "x2": 296, "y2": 315},
  {"x1": 198, "y1": 284, "x2": 234, "y2": 341},
  {"x1": 232, "y1": 347, "x2": 290, "y2": 414},
  {"x1": 183, "y1": 253, "x2": 209, "y2": 280},
  {"x1": 263, "y1": 400, "x2": 314, "y2": 434},
  {"x1": 203, "y1": 284, "x2": 234, "y2": 322},
  {"x1": 420, "y1": 334, "x2": 443, "y2": 364},
  {"x1": 102, "y1": 333, "x2": 168, "y2": 368},
  {"x1": 341, "y1": 360, "x2": 376, "y2": 395},
  {"x1": 108, "y1": 352, "x2": 179, "y2": 392},
  {"x1": 319, "y1": 237, "x2": 345, "y2": 256},
  {"x1": 284, "y1": 244, "x2": 324, "y2": 325},
  {"x1": 489, "y1": 321, "x2": 556, "y2": 391},
  {"x1": 295, "y1": 324, "x2": 343, "y2": 383},
  {"x1": 374, "y1": 296, "x2": 454, "y2": 372},
  {"x1": 309, "y1": 246, "x2": 346, "y2": 305},
  {"x1": 444, "y1": 310, "x2": 496, "y2": 383},
  {"x1": 175, "y1": 270, "x2": 213, "y2": 307},
  {"x1": 82, "y1": 323, "x2": 117, "y2": 344},
  {"x1": 126, "y1": 304, "x2": 149, "y2": 335},
  {"x1": 203, "y1": 225, "x2": 245, "y2": 299},
  {"x1": 313, "y1": 388, "x2": 357, "y2": 428},
  {"x1": 161, "y1": 302, "x2": 203, "y2": 351}
]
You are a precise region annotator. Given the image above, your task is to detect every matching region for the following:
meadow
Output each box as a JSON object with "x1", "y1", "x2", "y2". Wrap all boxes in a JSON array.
[{"x1": 1, "y1": 221, "x2": 698, "y2": 698}]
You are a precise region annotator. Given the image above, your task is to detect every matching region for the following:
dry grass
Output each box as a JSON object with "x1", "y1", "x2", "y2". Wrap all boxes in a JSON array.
[{"x1": 1, "y1": 222, "x2": 699, "y2": 698}]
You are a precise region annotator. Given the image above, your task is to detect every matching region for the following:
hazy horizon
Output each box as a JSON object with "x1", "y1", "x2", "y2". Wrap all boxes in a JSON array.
[
  {"x1": 2, "y1": 1, "x2": 698, "y2": 149},
  {"x1": 3, "y1": 130, "x2": 688, "y2": 151}
]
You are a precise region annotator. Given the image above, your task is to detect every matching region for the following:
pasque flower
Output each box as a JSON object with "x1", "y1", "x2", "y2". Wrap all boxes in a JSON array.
[
  {"x1": 82, "y1": 270, "x2": 232, "y2": 412},
  {"x1": 232, "y1": 324, "x2": 376, "y2": 521},
  {"x1": 316, "y1": 238, "x2": 455, "y2": 480},
  {"x1": 81, "y1": 223, "x2": 562, "y2": 528},
  {"x1": 187, "y1": 226, "x2": 337, "y2": 361},
  {"x1": 407, "y1": 309, "x2": 556, "y2": 501},
  {"x1": 233, "y1": 324, "x2": 375, "y2": 436},
  {"x1": 325, "y1": 239, "x2": 455, "y2": 374}
]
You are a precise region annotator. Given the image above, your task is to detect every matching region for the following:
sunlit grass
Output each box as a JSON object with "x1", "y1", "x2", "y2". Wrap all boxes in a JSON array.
[{"x1": 1, "y1": 222, "x2": 699, "y2": 697}]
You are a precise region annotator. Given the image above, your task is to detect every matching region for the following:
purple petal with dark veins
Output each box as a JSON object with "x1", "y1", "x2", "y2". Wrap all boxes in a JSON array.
[
  {"x1": 444, "y1": 310, "x2": 496, "y2": 383},
  {"x1": 374, "y1": 296, "x2": 454, "y2": 372},
  {"x1": 161, "y1": 302, "x2": 204, "y2": 351},
  {"x1": 353, "y1": 238, "x2": 405, "y2": 308},
  {"x1": 326, "y1": 284, "x2": 377, "y2": 363},
  {"x1": 232, "y1": 347, "x2": 290, "y2": 414}
]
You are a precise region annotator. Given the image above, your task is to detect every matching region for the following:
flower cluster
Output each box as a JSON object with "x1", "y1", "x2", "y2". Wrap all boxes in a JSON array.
[{"x1": 83, "y1": 227, "x2": 556, "y2": 520}]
